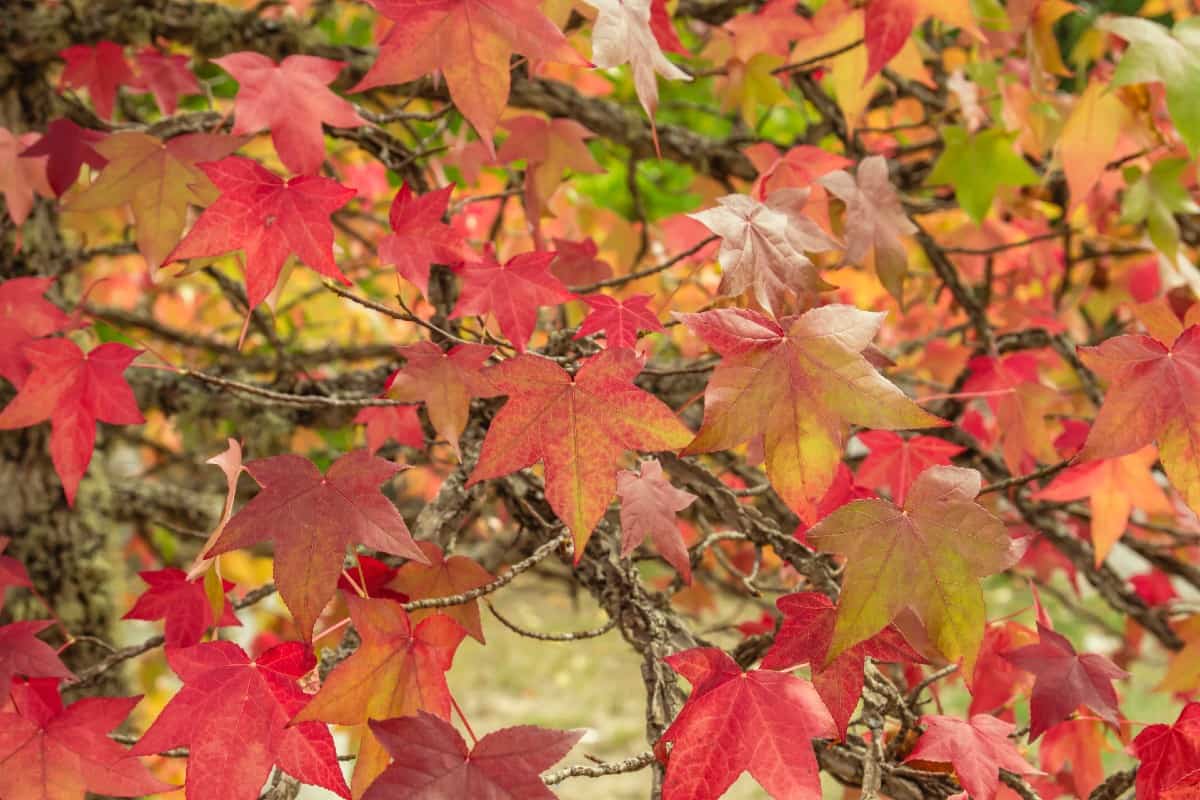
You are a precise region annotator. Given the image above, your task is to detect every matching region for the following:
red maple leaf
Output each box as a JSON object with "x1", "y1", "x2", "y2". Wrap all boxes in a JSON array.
[
  {"x1": 337, "y1": 555, "x2": 409, "y2": 603},
  {"x1": 122, "y1": 568, "x2": 240, "y2": 648},
  {"x1": 761, "y1": 591, "x2": 925, "y2": 739},
  {"x1": 1076, "y1": 325, "x2": 1200, "y2": 517},
  {"x1": 616, "y1": 458, "x2": 697, "y2": 581},
  {"x1": 962, "y1": 353, "x2": 1061, "y2": 474},
  {"x1": 1132, "y1": 702, "x2": 1200, "y2": 799},
  {"x1": 354, "y1": 0, "x2": 583, "y2": 147},
  {"x1": 0, "y1": 678, "x2": 171, "y2": 800},
  {"x1": 130, "y1": 47, "x2": 201, "y2": 115},
  {"x1": 855, "y1": 430, "x2": 964, "y2": 506},
  {"x1": 575, "y1": 293, "x2": 665, "y2": 350},
  {"x1": 0, "y1": 276, "x2": 72, "y2": 387},
  {"x1": 550, "y1": 237, "x2": 613, "y2": 286},
  {"x1": 0, "y1": 340, "x2": 143, "y2": 506},
  {"x1": 451, "y1": 249, "x2": 573, "y2": 352},
  {"x1": 380, "y1": 340, "x2": 496, "y2": 458},
  {"x1": 650, "y1": 0, "x2": 689, "y2": 55},
  {"x1": 658, "y1": 647, "x2": 835, "y2": 799},
  {"x1": 967, "y1": 620, "x2": 1037, "y2": 716},
  {"x1": 0, "y1": 621, "x2": 74, "y2": 702},
  {"x1": 215, "y1": 53, "x2": 364, "y2": 175},
  {"x1": 292, "y1": 596, "x2": 466, "y2": 796},
  {"x1": 1040, "y1": 717, "x2": 1111, "y2": 799},
  {"x1": 0, "y1": 536, "x2": 33, "y2": 596},
  {"x1": 1002, "y1": 622, "x2": 1128, "y2": 740},
  {"x1": 166, "y1": 156, "x2": 356, "y2": 308},
  {"x1": 58, "y1": 42, "x2": 134, "y2": 120},
  {"x1": 905, "y1": 714, "x2": 1039, "y2": 800},
  {"x1": 353, "y1": 404, "x2": 425, "y2": 454},
  {"x1": 130, "y1": 641, "x2": 350, "y2": 800},
  {"x1": 20, "y1": 118, "x2": 107, "y2": 196},
  {"x1": 391, "y1": 541, "x2": 495, "y2": 643},
  {"x1": 379, "y1": 183, "x2": 466, "y2": 296},
  {"x1": 1130, "y1": 570, "x2": 1178, "y2": 607},
  {"x1": 363, "y1": 712, "x2": 583, "y2": 799},
  {"x1": 0, "y1": 127, "x2": 53, "y2": 225},
  {"x1": 204, "y1": 450, "x2": 427, "y2": 640},
  {"x1": 468, "y1": 349, "x2": 692, "y2": 556}
]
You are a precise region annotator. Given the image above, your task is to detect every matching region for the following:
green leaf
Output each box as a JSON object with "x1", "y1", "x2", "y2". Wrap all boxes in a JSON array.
[
  {"x1": 1120, "y1": 157, "x2": 1200, "y2": 260},
  {"x1": 926, "y1": 127, "x2": 1039, "y2": 223},
  {"x1": 1102, "y1": 16, "x2": 1200, "y2": 153}
]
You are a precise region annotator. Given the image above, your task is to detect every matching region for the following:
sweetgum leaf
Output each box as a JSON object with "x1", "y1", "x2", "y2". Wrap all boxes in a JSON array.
[
  {"x1": 363, "y1": 712, "x2": 582, "y2": 799},
  {"x1": 678, "y1": 305, "x2": 943, "y2": 524},
  {"x1": 292, "y1": 596, "x2": 466, "y2": 797},
  {"x1": 807, "y1": 465, "x2": 1016, "y2": 680},
  {"x1": 467, "y1": 349, "x2": 693, "y2": 557},
  {"x1": 205, "y1": 450, "x2": 427, "y2": 640},
  {"x1": 658, "y1": 647, "x2": 835, "y2": 800}
]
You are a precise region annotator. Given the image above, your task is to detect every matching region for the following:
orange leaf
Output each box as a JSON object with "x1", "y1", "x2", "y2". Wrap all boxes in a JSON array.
[{"x1": 468, "y1": 349, "x2": 693, "y2": 557}]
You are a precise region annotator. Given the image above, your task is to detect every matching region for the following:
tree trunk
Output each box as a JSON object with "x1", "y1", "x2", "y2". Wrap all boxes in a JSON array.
[{"x1": 0, "y1": 57, "x2": 125, "y2": 697}]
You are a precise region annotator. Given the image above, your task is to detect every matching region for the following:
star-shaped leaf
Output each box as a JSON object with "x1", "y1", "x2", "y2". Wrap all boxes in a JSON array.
[
  {"x1": 379, "y1": 184, "x2": 466, "y2": 297},
  {"x1": 1132, "y1": 703, "x2": 1200, "y2": 800},
  {"x1": 122, "y1": 568, "x2": 240, "y2": 648},
  {"x1": 967, "y1": 620, "x2": 1037, "y2": 716},
  {"x1": 926, "y1": 127, "x2": 1039, "y2": 223},
  {"x1": 0, "y1": 536, "x2": 33, "y2": 596},
  {"x1": 0, "y1": 340, "x2": 143, "y2": 506},
  {"x1": 292, "y1": 596, "x2": 466, "y2": 797},
  {"x1": 1002, "y1": 622, "x2": 1128, "y2": 740},
  {"x1": 658, "y1": 647, "x2": 835, "y2": 800},
  {"x1": 338, "y1": 555, "x2": 409, "y2": 603},
  {"x1": 354, "y1": 0, "x2": 583, "y2": 147},
  {"x1": 364, "y1": 712, "x2": 582, "y2": 800},
  {"x1": 855, "y1": 430, "x2": 964, "y2": 506},
  {"x1": 0, "y1": 622, "x2": 74, "y2": 702},
  {"x1": 1102, "y1": 16, "x2": 1200, "y2": 154},
  {"x1": 130, "y1": 47, "x2": 201, "y2": 115},
  {"x1": 862, "y1": 0, "x2": 979, "y2": 81},
  {"x1": 0, "y1": 128, "x2": 53, "y2": 225},
  {"x1": 904, "y1": 714, "x2": 1039, "y2": 800},
  {"x1": 818, "y1": 155, "x2": 916, "y2": 301},
  {"x1": 575, "y1": 293, "x2": 664, "y2": 350},
  {"x1": 467, "y1": 348, "x2": 693, "y2": 556},
  {"x1": 390, "y1": 541, "x2": 495, "y2": 643},
  {"x1": 678, "y1": 306, "x2": 943, "y2": 524},
  {"x1": 1033, "y1": 443, "x2": 1172, "y2": 565},
  {"x1": 0, "y1": 679, "x2": 171, "y2": 800},
  {"x1": 353, "y1": 404, "x2": 425, "y2": 454},
  {"x1": 962, "y1": 353, "x2": 1061, "y2": 475},
  {"x1": 166, "y1": 156, "x2": 356, "y2": 308},
  {"x1": 498, "y1": 116, "x2": 602, "y2": 218},
  {"x1": 204, "y1": 450, "x2": 427, "y2": 640},
  {"x1": 1076, "y1": 325, "x2": 1200, "y2": 517},
  {"x1": 688, "y1": 189, "x2": 839, "y2": 314},
  {"x1": 58, "y1": 42, "x2": 133, "y2": 120},
  {"x1": 583, "y1": 0, "x2": 691, "y2": 144},
  {"x1": 0, "y1": 277, "x2": 71, "y2": 387},
  {"x1": 64, "y1": 131, "x2": 245, "y2": 268},
  {"x1": 551, "y1": 237, "x2": 613, "y2": 286},
  {"x1": 20, "y1": 119, "x2": 106, "y2": 196},
  {"x1": 130, "y1": 641, "x2": 349, "y2": 800},
  {"x1": 1057, "y1": 79, "x2": 1131, "y2": 207},
  {"x1": 215, "y1": 52, "x2": 364, "y2": 175},
  {"x1": 761, "y1": 591, "x2": 924, "y2": 739},
  {"x1": 616, "y1": 458, "x2": 697, "y2": 581},
  {"x1": 451, "y1": 249, "x2": 573, "y2": 352},
  {"x1": 807, "y1": 465, "x2": 1016, "y2": 680},
  {"x1": 382, "y1": 340, "x2": 496, "y2": 458},
  {"x1": 1040, "y1": 718, "x2": 1111, "y2": 800}
]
